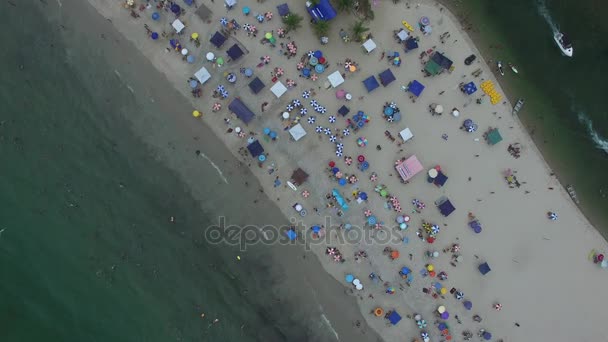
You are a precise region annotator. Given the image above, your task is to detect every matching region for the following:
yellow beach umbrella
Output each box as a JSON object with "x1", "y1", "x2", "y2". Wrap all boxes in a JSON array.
[
  {"x1": 191, "y1": 32, "x2": 199, "y2": 39},
  {"x1": 192, "y1": 110, "x2": 201, "y2": 118},
  {"x1": 426, "y1": 264, "x2": 434, "y2": 272},
  {"x1": 440, "y1": 287, "x2": 447, "y2": 295},
  {"x1": 265, "y1": 32, "x2": 273, "y2": 39}
]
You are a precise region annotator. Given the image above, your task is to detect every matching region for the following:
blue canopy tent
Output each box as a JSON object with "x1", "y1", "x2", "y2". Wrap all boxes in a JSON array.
[
  {"x1": 408, "y1": 80, "x2": 425, "y2": 97},
  {"x1": 338, "y1": 105, "x2": 350, "y2": 116},
  {"x1": 183, "y1": 0, "x2": 193, "y2": 6},
  {"x1": 379, "y1": 69, "x2": 396, "y2": 87},
  {"x1": 387, "y1": 311, "x2": 402, "y2": 325},
  {"x1": 248, "y1": 77, "x2": 265, "y2": 94},
  {"x1": 247, "y1": 140, "x2": 264, "y2": 157},
  {"x1": 478, "y1": 262, "x2": 491, "y2": 275},
  {"x1": 277, "y1": 3, "x2": 290, "y2": 16},
  {"x1": 332, "y1": 189, "x2": 349, "y2": 211},
  {"x1": 226, "y1": 44, "x2": 244, "y2": 60},
  {"x1": 210, "y1": 31, "x2": 227, "y2": 48},
  {"x1": 405, "y1": 37, "x2": 419, "y2": 50},
  {"x1": 306, "y1": 0, "x2": 337, "y2": 22},
  {"x1": 438, "y1": 199, "x2": 455, "y2": 216},
  {"x1": 363, "y1": 75, "x2": 380, "y2": 93},
  {"x1": 431, "y1": 52, "x2": 453, "y2": 70},
  {"x1": 286, "y1": 229, "x2": 297, "y2": 241},
  {"x1": 228, "y1": 98, "x2": 255, "y2": 124},
  {"x1": 433, "y1": 171, "x2": 448, "y2": 187},
  {"x1": 463, "y1": 81, "x2": 477, "y2": 95}
]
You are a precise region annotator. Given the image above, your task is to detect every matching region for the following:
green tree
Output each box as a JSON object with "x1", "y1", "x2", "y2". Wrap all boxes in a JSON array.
[
  {"x1": 351, "y1": 20, "x2": 370, "y2": 42},
  {"x1": 335, "y1": 0, "x2": 353, "y2": 12},
  {"x1": 282, "y1": 13, "x2": 303, "y2": 32},
  {"x1": 312, "y1": 20, "x2": 330, "y2": 37}
]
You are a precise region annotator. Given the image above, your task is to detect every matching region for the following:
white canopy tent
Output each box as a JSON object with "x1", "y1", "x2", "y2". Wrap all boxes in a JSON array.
[
  {"x1": 399, "y1": 127, "x2": 413, "y2": 142},
  {"x1": 327, "y1": 71, "x2": 345, "y2": 88},
  {"x1": 362, "y1": 39, "x2": 377, "y2": 53},
  {"x1": 225, "y1": 0, "x2": 237, "y2": 7},
  {"x1": 194, "y1": 66, "x2": 211, "y2": 84},
  {"x1": 172, "y1": 19, "x2": 185, "y2": 33},
  {"x1": 289, "y1": 123, "x2": 307, "y2": 141},
  {"x1": 270, "y1": 81, "x2": 288, "y2": 98},
  {"x1": 397, "y1": 29, "x2": 409, "y2": 41}
]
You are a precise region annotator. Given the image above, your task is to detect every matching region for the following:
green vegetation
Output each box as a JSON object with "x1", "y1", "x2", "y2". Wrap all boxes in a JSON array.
[
  {"x1": 282, "y1": 13, "x2": 303, "y2": 32},
  {"x1": 335, "y1": 0, "x2": 353, "y2": 12},
  {"x1": 351, "y1": 20, "x2": 370, "y2": 42},
  {"x1": 312, "y1": 20, "x2": 331, "y2": 37}
]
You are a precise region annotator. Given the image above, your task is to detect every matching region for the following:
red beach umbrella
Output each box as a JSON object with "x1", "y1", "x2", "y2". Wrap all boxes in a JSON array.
[
  {"x1": 329, "y1": 161, "x2": 336, "y2": 167},
  {"x1": 427, "y1": 236, "x2": 435, "y2": 244},
  {"x1": 357, "y1": 155, "x2": 365, "y2": 162},
  {"x1": 319, "y1": 56, "x2": 326, "y2": 64},
  {"x1": 276, "y1": 67, "x2": 284, "y2": 76}
]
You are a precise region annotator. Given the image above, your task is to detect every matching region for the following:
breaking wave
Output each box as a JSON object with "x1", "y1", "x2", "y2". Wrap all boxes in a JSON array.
[
  {"x1": 578, "y1": 112, "x2": 608, "y2": 154},
  {"x1": 536, "y1": 0, "x2": 559, "y2": 33}
]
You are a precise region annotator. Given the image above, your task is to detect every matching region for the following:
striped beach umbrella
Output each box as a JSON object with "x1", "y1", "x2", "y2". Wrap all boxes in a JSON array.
[
  {"x1": 343, "y1": 128, "x2": 350, "y2": 136},
  {"x1": 329, "y1": 135, "x2": 337, "y2": 143},
  {"x1": 262, "y1": 55, "x2": 271, "y2": 63},
  {"x1": 212, "y1": 103, "x2": 222, "y2": 111},
  {"x1": 276, "y1": 67, "x2": 284, "y2": 76},
  {"x1": 315, "y1": 126, "x2": 323, "y2": 133},
  {"x1": 335, "y1": 150, "x2": 343, "y2": 157},
  {"x1": 310, "y1": 99, "x2": 318, "y2": 107},
  {"x1": 311, "y1": 74, "x2": 318, "y2": 81},
  {"x1": 265, "y1": 11, "x2": 273, "y2": 20},
  {"x1": 328, "y1": 115, "x2": 336, "y2": 123},
  {"x1": 302, "y1": 90, "x2": 310, "y2": 99},
  {"x1": 217, "y1": 84, "x2": 225, "y2": 92},
  {"x1": 292, "y1": 99, "x2": 301, "y2": 107},
  {"x1": 307, "y1": 116, "x2": 316, "y2": 124},
  {"x1": 220, "y1": 90, "x2": 229, "y2": 98},
  {"x1": 302, "y1": 190, "x2": 310, "y2": 198},
  {"x1": 256, "y1": 14, "x2": 264, "y2": 22},
  {"x1": 286, "y1": 79, "x2": 296, "y2": 87},
  {"x1": 336, "y1": 143, "x2": 344, "y2": 150},
  {"x1": 344, "y1": 156, "x2": 353, "y2": 165},
  {"x1": 220, "y1": 17, "x2": 228, "y2": 26},
  {"x1": 286, "y1": 104, "x2": 294, "y2": 112},
  {"x1": 307, "y1": 50, "x2": 314, "y2": 58},
  {"x1": 324, "y1": 128, "x2": 332, "y2": 135},
  {"x1": 300, "y1": 108, "x2": 308, "y2": 116},
  {"x1": 296, "y1": 62, "x2": 305, "y2": 70}
]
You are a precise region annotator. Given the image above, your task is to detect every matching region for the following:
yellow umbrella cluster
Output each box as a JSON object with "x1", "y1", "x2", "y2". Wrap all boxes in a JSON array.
[{"x1": 481, "y1": 80, "x2": 502, "y2": 105}]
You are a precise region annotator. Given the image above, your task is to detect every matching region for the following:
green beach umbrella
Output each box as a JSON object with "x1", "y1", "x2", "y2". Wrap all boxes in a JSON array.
[{"x1": 216, "y1": 57, "x2": 224, "y2": 65}]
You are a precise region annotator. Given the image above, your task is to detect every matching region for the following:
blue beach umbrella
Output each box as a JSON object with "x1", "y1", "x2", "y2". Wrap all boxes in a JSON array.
[
  {"x1": 483, "y1": 332, "x2": 492, "y2": 340},
  {"x1": 313, "y1": 50, "x2": 322, "y2": 58},
  {"x1": 302, "y1": 68, "x2": 311, "y2": 77},
  {"x1": 384, "y1": 107, "x2": 394, "y2": 116},
  {"x1": 171, "y1": 4, "x2": 181, "y2": 14},
  {"x1": 368, "y1": 216, "x2": 377, "y2": 225},
  {"x1": 269, "y1": 131, "x2": 278, "y2": 139},
  {"x1": 244, "y1": 68, "x2": 253, "y2": 77},
  {"x1": 345, "y1": 274, "x2": 354, "y2": 283},
  {"x1": 315, "y1": 64, "x2": 325, "y2": 73},
  {"x1": 360, "y1": 161, "x2": 369, "y2": 171},
  {"x1": 169, "y1": 39, "x2": 178, "y2": 48},
  {"x1": 393, "y1": 112, "x2": 402, "y2": 122},
  {"x1": 400, "y1": 267, "x2": 411, "y2": 275},
  {"x1": 189, "y1": 80, "x2": 198, "y2": 88},
  {"x1": 359, "y1": 192, "x2": 368, "y2": 200},
  {"x1": 151, "y1": 32, "x2": 159, "y2": 40},
  {"x1": 187, "y1": 55, "x2": 195, "y2": 63},
  {"x1": 463, "y1": 300, "x2": 473, "y2": 310},
  {"x1": 152, "y1": 12, "x2": 160, "y2": 20},
  {"x1": 258, "y1": 154, "x2": 266, "y2": 162},
  {"x1": 339, "y1": 178, "x2": 347, "y2": 186},
  {"x1": 242, "y1": 6, "x2": 250, "y2": 15},
  {"x1": 263, "y1": 127, "x2": 271, "y2": 135}
]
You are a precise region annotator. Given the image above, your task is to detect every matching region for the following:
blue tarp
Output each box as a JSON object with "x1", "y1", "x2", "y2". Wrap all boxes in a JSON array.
[
  {"x1": 229, "y1": 98, "x2": 255, "y2": 124},
  {"x1": 431, "y1": 52, "x2": 453, "y2": 70},
  {"x1": 379, "y1": 69, "x2": 396, "y2": 86},
  {"x1": 338, "y1": 105, "x2": 350, "y2": 116},
  {"x1": 363, "y1": 75, "x2": 380, "y2": 92},
  {"x1": 405, "y1": 37, "x2": 419, "y2": 50},
  {"x1": 478, "y1": 262, "x2": 491, "y2": 275},
  {"x1": 227, "y1": 44, "x2": 244, "y2": 60},
  {"x1": 408, "y1": 80, "x2": 425, "y2": 97},
  {"x1": 463, "y1": 81, "x2": 477, "y2": 95},
  {"x1": 434, "y1": 171, "x2": 448, "y2": 187},
  {"x1": 248, "y1": 77, "x2": 265, "y2": 94},
  {"x1": 387, "y1": 311, "x2": 402, "y2": 325},
  {"x1": 286, "y1": 229, "x2": 297, "y2": 241},
  {"x1": 247, "y1": 140, "x2": 264, "y2": 157},
  {"x1": 332, "y1": 189, "x2": 349, "y2": 211},
  {"x1": 277, "y1": 3, "x2": 290, "y2": 16},
  {"x1": 438, "y1": 199, "x2": 455, "y2": 216},
  {"x1": 210, "y1": 31, "x2": 227, "y2": 48},
  {"x1": 183, "y1": 0, "x2": 193, "y2": 5},
  {"x1": 306, "y1": 0, "x2": 337, "y2": 22}
]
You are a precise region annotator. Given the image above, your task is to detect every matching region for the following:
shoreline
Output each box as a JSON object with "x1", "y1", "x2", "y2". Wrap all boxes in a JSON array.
[
  {"x1": 63, "y1": 0, "x2": 608, "y2": 341},
  {"x1": 437, "y1": 0, "x2": 608, "y2": 232}
]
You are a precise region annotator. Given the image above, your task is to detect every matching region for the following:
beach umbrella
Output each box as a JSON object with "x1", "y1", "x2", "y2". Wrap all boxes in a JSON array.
[
  {"x1": 344, "y1": 156, "x2": 353, "y2": 165},
  {"x1": 420, "y1": 16, "x2": 430, "y2": 26},
  {"x1": 318, "y1": 106, "x2": 326, "y2": 114},
  {"x1": 331, "y1": 167, "x2": 340, "y2": 174},
  {"x1": 269, "y1": 131, "x2": 277, "y2": 139},
  {"x1": 364, "y1": 209, "x2": 372, "y2": 217},
  {"x1": 265, "y1": 11, "x2": 273, "y2": 20},
  {"x1": 293, "y1": 99, "x2": 302, "y2": 107},
  {"x1": 384, "y1": 107, "x2": 394, "y2": 116},
  {"x1": 307, "y1": 50, "x2": 315, "y2": 58},
  {"x1": 189, "y1": 80, "x2": 198, "y2": 88},
  {"x1": 328, "y1": 116, "x2": 336, "y2": 123},
  {"x1": 455, "y1": 291, "x2": 464, "y2": 300},
  {"x1": 335, "y1": 171, "x2": 343, "y2": 178},
  {"x1": 217, "y1": 85, "x2": 225, "y2": 92},
  {"x1": 181, "y1": 48, "x2": 189, "y2": 56},
  {"x1": 370, "y1": 173, "x2": 378, "y2": 181},
  {"x1": 262, "y1": 55, "x2": 271, "y2": 63},
  {"x1": 151, "y1": 32, "x2": 159, "y2": 40},
  {"x1": 368, "y1": 216, "x2": 377, "y2": 225},
  {"x1": 314, "y1": 50, "x2": 322, "y2": 58},
  {"x1": 220, "y1": 17, "x2": 228, "y2": 26},
  {"x1": 315, "y1": 64, "x2": 325, "y2": 73},
  {"x1": 171, "y1": 4, "x2": 181, "y2": 13},
  {"x1": 300, "y1": 108, "x2": 308, "y2": 116},
  {"x1": 152, "y1": 12, "x2": 160, "y2": 20},
  {"x1": 357, "y1": 155, "x2": 365, "y2": 162},
  {"x1": 309, "y1": 57, "x2": 318, "y2": 66},
  {"x1": 440, "y1": 312, "x2": 449, "y2": 320},
  {"x1": 286, "y1": 104, "x2": 294, "y2": 112},
  {"x1": 286, "y1": 79, "x2": 296, "y2": 87},
  {"x1": 302, "y1": 68, "x2": 311, "y2": 77},
  {"x1": 494, "y1": 303, "x2": 503, "y2": 311},
  {"x1": 343, "y1": 129, "x2": 350, "y2": 136},
  {"x1": 324, "y1": 128, "x2": 332, "y2": 135},
  {"x1": 259, "y1": 154, "x2": 266, "y2": 162},
  {"x1": 310, "y1": 99, "x2": 318, "y2": 107},
  {"x1": 483, "y1": 332, "x2": 492, "y2": 340},
  {"x1": 216, "y1": 57, "x2": 224, "y2": 65},
  {"x1": 220, "y1": 90, "x2": 229, "y2": 98},
  {"x1": 192, "y1": 110, "x2": 201, "y2": 118},
  {"x1": 302, "y1": 190, "x2": 310, "y2": 198},
  {"x1": 345, "y1": 274, "x2": 354, "y2": 283},
  {"x1": 256, "y1": 14, "x2": 264, "y2": 22},
  {"x1": 311, "y1": 74, "x2": 318, "y2": 81},
  {"x1": 307, "y1": 116, "x2": 316, "y2": 124},
  {"x1": 329, "y1": 135, "x2": 337, "y2": 143},
  {"x1": 349, "y1": 175, "x2": 357, "y2": 183},
  {"x1": 250, "y1": 25, "x2": 257, "y2": 33},
  {"x1": 452, "y1": 109, "x2": 460, "y2": 117},
  {"x1": 360, "y1": 161, "x2": 369, "y2": 171},
  {"x1": 302, "y1": 90, "x2": 311, "y2": 99},
  {"x1": 242, "y1": 6, "x2": 250, "y2": 15},
  {"x1": 336, "y1": 143, "x2": 344, "y2": 150},
  {"x1": 315, "y1": 126, "x2": 323, "y2": 133},
  {"x1": 336, "y1": 150, "x2": 343, "y2": 157},
  {"x1": 438, "y1": 323, "x2": 447, "y2": 331},
  {"x1": 359, "y1": 192, "x2": 368, "y2": 200},
  {"x1": 212, "y1": 103, "x2": 222, "y2": 111},
  {"x1": 386, "y1": 287, "x2": 396, "y2": 294},
  {"x1": 277, "y1": 28, "x2": 285, "y2": 36},
  {"x1": 339, "y1": 178, "x2": 347, "y2": 186},
  {"x1": 463, "y1": 300, "x2": 472, "y2": 310},
  {"x1": 296, "y1": 62, "x2": 305, "y2": 70},
  {"x1": 265, "y1": 32, "x2": 273, "y2": 39},
  {"x1": 187, "y1": 55, "x2": 195, "y2": 63}
]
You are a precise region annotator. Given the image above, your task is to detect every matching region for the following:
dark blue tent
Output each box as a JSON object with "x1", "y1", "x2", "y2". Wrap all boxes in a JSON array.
[
  {"x1": 387, "y1": 311, "x2": 402, "y2": 325},
  {"x1": 228, "y1": 98, "x2": 255, "y2": 124},
  {"x1": 463, "y1": 81, "x2": 477, "y2": 95},
  {"x1": 433, "y1": 171, "x2": 448, "y2": 187},
  {"x1": 227, "y1": 44, "x2": 244, "y2": 60},
  {"x1": 431, "y1": 52, "x2": 453, "y2": 70},
  {"x1": 405, "y1": 37, "x2": 419, "y2": 50},
  {"x1": 210, "y1": 31, "x2": 227, "y2": 48},
  {"x1": 379, "y1": 69, "x2": 396, "y2": 86},
  {"x1": 248, "y1": 77, "x2": 265, "y2": 94},
  {"x1": 277, "y1": 3, "x2": 290, "y2": 16},
  {"x1": 438, "y1": 199, "x2": 455, "y2": 216},
  {"x1": 478, "y1": 262, "x2": 491, "y2": 275},
  {"x1": 408, "y1": 80, "x2": 425, "y2": 97},
  {"x1": 247, "y1": 140, "x2": 264, "y2": 157},
  {"x1": 363, "y1": 75, "x2": 380, "y2": 92},
  {"x1": 338, "y1": 105, "x2": 350, "y2": 116},
  {"x1": 306, "y1": 0, "x2": 337, "y2": 22}
]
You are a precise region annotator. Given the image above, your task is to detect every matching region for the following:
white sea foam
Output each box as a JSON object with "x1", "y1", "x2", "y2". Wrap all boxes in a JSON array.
[
  {"x1": 320, "y1": 313, "x2": 340, "y2": 341},
  {"x1": 578, "y1": 113, "x2": 608, "y2": 154},
  {"x1": 198, "y1": 153, "x2": 229, "y2": 184},
  {"x1": 536, "y1": 0, "x2": 559, "y2": 33}
]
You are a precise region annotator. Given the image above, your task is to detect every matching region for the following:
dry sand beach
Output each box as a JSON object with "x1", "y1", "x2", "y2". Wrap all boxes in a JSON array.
[{"x1": 72, "y1": 0, "x2": 608, "y2": 341}]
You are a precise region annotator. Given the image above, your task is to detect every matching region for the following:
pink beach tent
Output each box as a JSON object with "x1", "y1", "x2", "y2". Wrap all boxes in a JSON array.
[{"x1": 395, "y1": 155, "x2": 423, "y2": 182}]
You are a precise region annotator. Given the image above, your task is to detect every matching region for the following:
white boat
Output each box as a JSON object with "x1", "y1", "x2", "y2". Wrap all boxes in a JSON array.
[
  {"x1": 508, "y1": 63, "x2": 518, "y2": 74},
  {"x1": 497, "y1": 61, "x2": 504, "y2": 76},
  {"x1": 554, "y1": 32, "x2": 573, "y2": 57}
]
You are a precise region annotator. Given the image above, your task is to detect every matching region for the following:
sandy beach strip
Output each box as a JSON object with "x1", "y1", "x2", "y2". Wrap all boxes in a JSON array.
[{"x1": 74, "y1": 0, "x2": 608, "y2": 341}]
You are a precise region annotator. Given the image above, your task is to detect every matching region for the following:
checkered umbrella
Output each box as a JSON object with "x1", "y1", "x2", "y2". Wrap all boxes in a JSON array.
[
  {"x1": 300, "y1": 107, "x2": 308, "y2": 116},
  {"x1": 343, "y1": 128, "x2": 350, "y2": 136},
  {"x1": 217, "y1": 85, "x2": 225, "y2": 92},
  {"x1": 324, "y1": 128, "x2": 331, "y2": 135},
  {"x1": 335, "y1": 150, "x2": 343, "y2": 157},
  {"x1": 336, "y1": 143, "x2": 344, "y2": 150},
  {"x1": 302, "y1": 90, "x2": 310, "y2": 99},
  {"x1": 328, "y1": 115, "x2": 336, "y2": 123},
  {"x1": 319, "y1": 107, "x2": 327, "y2": 114},
  {"x1": 286, "y1": 104, "x2": 294, "y2": 112},
  {"x1": 220, "y1": 17, "x2": 228, "y2": 26},
  {"x1": 310, "y1": 99, "x2": 318, "y2": 107},
  {"x1": 307, "y1": 116, "x2": 316, "y2": 124},
  {"x1": 315, "y1": 126, "x2": 323, "y2": 133},
  {"x1": 329, "y1": 135, "x2": 337, "y2": 143},
  {"x1": 220, "y1": 90, "x2": 229, "y2": 98},
  {"x1": 292, "y1": 99, "x2": 301, "y2": 107},
  {"x1": 307, "y1": 50, "x2": 314, "y2": 58}
]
